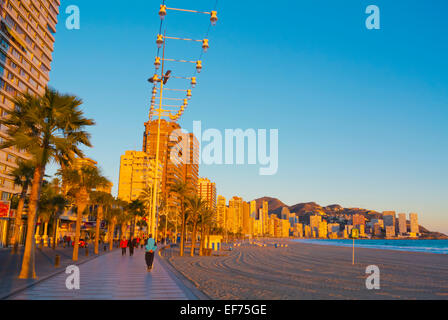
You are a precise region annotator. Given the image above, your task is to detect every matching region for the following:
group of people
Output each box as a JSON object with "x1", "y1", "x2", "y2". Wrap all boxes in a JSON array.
[{"x1": 120, "y1": 234, "x2": 158, "y2": 271}]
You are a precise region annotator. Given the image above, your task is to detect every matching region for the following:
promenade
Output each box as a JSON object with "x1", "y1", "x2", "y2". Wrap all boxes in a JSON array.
[{"x1": 5, "y1": 247, "x2": 201, "y2": 300}]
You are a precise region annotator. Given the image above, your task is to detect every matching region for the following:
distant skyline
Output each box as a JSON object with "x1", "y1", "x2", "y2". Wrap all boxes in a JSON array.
[{"x1": 47, "y1": 0, "x2": 448, "y2": 234}]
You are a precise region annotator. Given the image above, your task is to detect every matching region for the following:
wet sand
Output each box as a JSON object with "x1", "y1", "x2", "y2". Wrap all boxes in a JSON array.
[{"x1": 166, "y1": 239, "x2": 448, "y2": 299}]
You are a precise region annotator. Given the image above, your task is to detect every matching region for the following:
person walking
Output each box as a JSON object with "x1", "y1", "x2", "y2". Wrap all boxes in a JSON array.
[
  {"x1": 145, "y1": 234, "x2": 157, "y2": 271},
  {"x1": 120, "y1": 237, "x2": 128, "y2": 256},
  {"x1": 140, "y1": 237, "x2": 145, "y2": 249}
]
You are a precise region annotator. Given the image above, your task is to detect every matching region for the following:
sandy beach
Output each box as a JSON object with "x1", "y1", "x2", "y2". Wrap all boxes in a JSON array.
[{"x1": 164, "y1": 240, "x2": 448, "y2": 300}]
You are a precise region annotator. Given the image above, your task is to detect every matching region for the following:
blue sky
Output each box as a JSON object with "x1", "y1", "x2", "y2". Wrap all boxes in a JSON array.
[{"x1": 49, "y1": 0, "x2": 448, "y2": 234}]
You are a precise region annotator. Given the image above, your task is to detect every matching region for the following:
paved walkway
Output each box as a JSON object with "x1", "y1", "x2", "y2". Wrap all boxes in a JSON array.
[
  {"x1": 0, "y1": 245, "x2": 113, "y2": 299},
  {"x1": 8, "y1": 248, "x2": 198, "y2": 300}
]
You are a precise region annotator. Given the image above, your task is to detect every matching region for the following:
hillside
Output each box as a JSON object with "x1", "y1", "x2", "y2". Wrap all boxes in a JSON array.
[{"x1": 251, "y1": 197, "x2": 447, "y2": 238}]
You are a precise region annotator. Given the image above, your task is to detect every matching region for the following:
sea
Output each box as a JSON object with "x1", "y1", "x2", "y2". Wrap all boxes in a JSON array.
[{"x1": 293, "y1": 239, "x2": 448, "y2": 255}]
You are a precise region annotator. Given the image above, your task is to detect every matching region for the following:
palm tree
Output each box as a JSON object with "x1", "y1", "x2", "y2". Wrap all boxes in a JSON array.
[
  {"x1": 38, "y1": 180, "x2": 69, "y2": 250},
  {"x1": 57, "y1": 165, "x2": 110, "y2": 261},
  {"x1": 128, "y1": 199, "x2": 145, "y2": 238},
  {"x1": 170, "y1": 179, "x2": 194, "y2": 257},
  {"x1": 199, "y1": 208, "x2": 215, "y2": 256},
  {"x1": 138, "y1": 186, "x2": 153, "y2": 233},
  {"x1": 10, "y1": 161, "x2": 35, "y2": 254},
  {"x1": 90, "y1": 191, "x2": 114, "y2": 254},
  {"x1": 116, "y1": 203, "x2": 131, "y2": 240},
  {"x1": 104, "y1": 207, "x2": 121, "y2": 251},
  {"x1": 186, "y1": 195, "x2": 207, "y2": 256},
  {"x1": 0, "y1": 87, "x2": 94, "y2": 279}
]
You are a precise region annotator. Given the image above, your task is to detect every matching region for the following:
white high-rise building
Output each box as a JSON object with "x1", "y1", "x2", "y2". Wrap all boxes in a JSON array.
[
  {"x1": 410, "y1": 213, "x2": 419, "y2": 234},
  {"x1": 398, "y1": 213, "x2": 407, "y2": 235}
]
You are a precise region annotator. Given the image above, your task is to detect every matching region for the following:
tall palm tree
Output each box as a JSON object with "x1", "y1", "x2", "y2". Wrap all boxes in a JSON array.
[
  {"x1": 0, "y1": 87, "x2": 94, "y2": 279},
  {"x1": 138, "y1": 186, "x2": 153, "y2": 233},
  {"x1": 89, "y1": 191, "x2": 114, "y2": 254},
  {"x1": 38, "y1": 179, "x2": 68, "y2": 250},
  {"x1": 57, "y1": 165, "x2": 110, "y2": 261},
  {"x1": 128, "y1": 199, "x2": 145, "y2": 238},
  {"x1": 104, "y1": 207, "x2": 121, "y2": 251},
  {"x1": 186, "y1": 195, "x2": 207, "y2": 256},
  {"x1": 199, "y1": 208, "x2": 215, "y2": 256},
  {"x1": 10, "y1": 161, "x2": 35, "y2": 254},
  {"x1": 170, "y1": 179, "x2": 194, "y2": 257},
  {"x1": 115, "y1": 203, "x2": 131, "y2": 240}
]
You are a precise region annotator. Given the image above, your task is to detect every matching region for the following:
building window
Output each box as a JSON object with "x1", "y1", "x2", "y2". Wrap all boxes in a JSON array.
[{"x1": 2, "y1": 192, "x2": 11, "y2": 201}]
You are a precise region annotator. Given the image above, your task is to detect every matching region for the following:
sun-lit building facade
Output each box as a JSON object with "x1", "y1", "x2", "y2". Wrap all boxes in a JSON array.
[
  {"x1": 143, "y1": 119, "x2": 199, "y2": 209},
  {"x1": 0, "y1": 0, "x2": 60, "y2": 200},
  {"x1": 197, "y1": 177, "x2": 216, "y2": 211},
  {"x1": 117, "y1": 151, "x2": 161, "y2": 203}
]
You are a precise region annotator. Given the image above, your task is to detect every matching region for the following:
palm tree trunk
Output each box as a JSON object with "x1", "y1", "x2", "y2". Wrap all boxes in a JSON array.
[
  {"x1": 109, "y1": 222, "x2": 115, "y2": 251},
  {"x1": 164, "y1": 214, "x2": 168, "y2": 244},
  {"x1": 199, "y1": 221, "x2": 205, "y2": 256},
  {"x1": 180, "y1": 213, "x2": 186, "y2": 257},
  {"x1": 11, "y1": 185, "x2": 28, "y2": 254},
  {"x1": 73, "y1": 199, "x2": 87, "y2": 261},
  {"x1": 52, "y1": 216, "x2": 58, "y2": 250},
  {"x1": 94, "y1": 206, "x2": 103, "y2": 255},
  {"x1": 190, "y1": 222, "x2": 198, "y2": 257},
  {"x1": 18, "y1": 166, "x2": 44, "y2": 279}
]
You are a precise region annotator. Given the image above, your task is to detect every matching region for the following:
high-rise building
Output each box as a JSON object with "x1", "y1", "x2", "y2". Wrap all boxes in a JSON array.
[
  {"x1": 304, "y1": 225, "x2": 311, "y2": 238},
  {"x1": 383, "y1": 211, "x2": 396, "y2": 237},
  {"x1": 142, "y1": 119, "x2": 199, "y2": 208},
  {"x1": 398, "y1": 213, "x2": 407, "y2": 235},
  {"x1": 250, "y1": 200, "x2": 257, "y2": 219},
  {"x1": 197, "y1": 177, "x2": 216, "y2": 211},
  {"x1": 293, "y1": 223, "x2": 303, "y2": 238},
  {"x1": 409, "y1": 213, "x2": 419, "y2": 234},
  {"x1": 352, "y1": 214, "x2": 366, "y2": 227},
  {"x1": 242, "y1": 201, "x2": 250, "y2": 235},
  {"x1": 0, "y1": 0, "x2": 60, "y2": 200},
  {"x1": 228, "y1": 196, "x2": 243, "y2": 234},
  {"x1": 385, "y1": 226, "x2": 395, "y2": 238},
  {"x1": 117, "y1": 151, "x2": 160, "y2": 202},
  {"x1": 281, "y1": 207, "x2": 290, "y2": 220},
  {"x1": 262, "y1": 200, "x2": 269, "y2": 234},
  {"x1": 310, "y1": 215, "x2": 321, "y2": 236},
  {"x1": 318, "y1": 221, "x2": 328, "y2": 238},
  {"x1": 216, "y1": 195, "x2": 226, "y2": 230},
  {"x1": 373, "y1": 223, "x2": 382, "y2": 236}
]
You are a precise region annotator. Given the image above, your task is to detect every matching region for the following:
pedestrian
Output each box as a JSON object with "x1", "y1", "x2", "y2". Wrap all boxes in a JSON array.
[
  {"x1": 145, "y1": 234, "x2": 157, "y2": 272},
  {"x1": 120, "y1": 237, "x2": 128, "y2": 256},
  {"x1": 128, "y1": 237, "x2": 134, "y2": 256},
  {"x1": 140, "y1": 237, "x2": 145, "y2": 249}
]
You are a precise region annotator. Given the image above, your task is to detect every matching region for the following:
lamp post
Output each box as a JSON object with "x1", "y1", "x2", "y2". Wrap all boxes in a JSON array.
[
  {"x1": 148, "y1": 3, "x2": 218, "y2": 241},
  {"x1": 150, "y1": 32, "x2": 167, "y2": 241}
]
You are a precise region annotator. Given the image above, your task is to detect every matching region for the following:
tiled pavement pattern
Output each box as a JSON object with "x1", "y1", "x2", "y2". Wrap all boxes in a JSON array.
[{"x1": 8, "y1": 249, "x2": 197, "y2": 300}]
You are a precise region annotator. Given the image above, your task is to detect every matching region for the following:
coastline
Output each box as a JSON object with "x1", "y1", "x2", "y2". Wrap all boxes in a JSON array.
[
  {"x1": 293, "y1": 239, "x2": 448, "y2": 255},
  {"x1": 164, "y1": 239, "x2": 448, "y2": 300}
]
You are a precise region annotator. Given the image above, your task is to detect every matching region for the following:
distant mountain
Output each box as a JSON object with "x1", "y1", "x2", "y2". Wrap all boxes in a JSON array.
[
  {"x1": 254, "y1": 197, "x2": 286, "y2": 213},
  {"x1": 251, "y1": 197, "x2": 447, "y2": 238}
]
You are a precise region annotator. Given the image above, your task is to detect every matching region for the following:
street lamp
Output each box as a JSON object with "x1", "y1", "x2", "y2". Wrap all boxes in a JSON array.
[
  {"x1": 196, "y1": 60, "x2": 202, "y2": 73},
  {"x1": 148, "y1": 74, "x2": 160, "y2": 83},
  {"x1": 159, "y1": 5, "x2": 167, "y2": 19},
  {"x1": 202, "y1": 39, "x2": 209, "y2": 52},
  {"x1": 156, "y1": 34, "x2": 164, "y2": 48},
  {"x1": 154, "y1": 57, "x2": 161, "y2": 69},
  {"x1": 191, "y1": 77, "x2": 197, "y2": 88},
  {"x1": 187, "y1": 89, "x2": 192, "y2": 100},
  {"x1": 210, "y1": 11, "x2": 218, "y2": 25}
]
